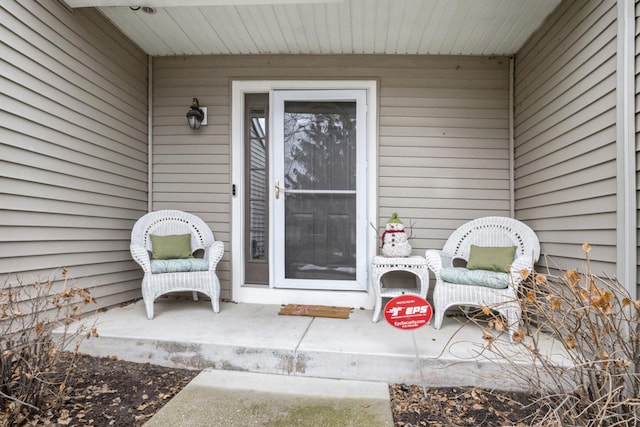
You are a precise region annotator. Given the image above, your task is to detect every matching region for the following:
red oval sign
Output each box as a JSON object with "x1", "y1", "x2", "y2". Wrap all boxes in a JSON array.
[{"x1": 384, "y1": 295, "x2": 432, "y2": 330}]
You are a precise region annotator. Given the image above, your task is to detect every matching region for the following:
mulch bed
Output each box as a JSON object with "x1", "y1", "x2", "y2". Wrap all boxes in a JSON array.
[
  {"x1": 8, "y1": 353, "x2": 198, "y2": 427},
  {"x1": 4, "y1": 353, "x2": 542, "y2": 426},
  {"x1": 389, "y1": 384, "x2": 541, "y2": 426}
]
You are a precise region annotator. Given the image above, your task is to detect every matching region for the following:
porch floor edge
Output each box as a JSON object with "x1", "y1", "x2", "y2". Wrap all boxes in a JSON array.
[{"x1": 56, "y1": 299, "x2": 563, "y2": 392}]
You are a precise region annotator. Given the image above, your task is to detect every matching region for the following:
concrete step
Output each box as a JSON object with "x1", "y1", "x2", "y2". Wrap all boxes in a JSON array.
[{"x1": 57, "y1": 298, "x2": 567, "y2": 390}]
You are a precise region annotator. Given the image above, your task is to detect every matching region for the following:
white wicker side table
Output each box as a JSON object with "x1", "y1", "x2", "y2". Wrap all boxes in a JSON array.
[{"x1": 371, "y1": 255, "x2": 430, "y2": 322}]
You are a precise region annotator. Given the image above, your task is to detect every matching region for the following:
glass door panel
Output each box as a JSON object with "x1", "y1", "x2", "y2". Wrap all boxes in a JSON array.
[
  {"x1": 244, "y1": 93, "x2": 269, "y2": 284},
  {"x1": 272, "y1": 90, "x2": 367, "y2": 290}
]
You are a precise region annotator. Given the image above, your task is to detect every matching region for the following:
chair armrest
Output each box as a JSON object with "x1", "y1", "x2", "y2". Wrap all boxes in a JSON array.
[
  {"x1": 425, "y1": 249, "x2": 443, "y2": 279},
  {"x1": 130, "y1": 244, "x2": 151, "y2": 272},
  {"x1": 509, "y1": 256, "x2": 533, "y2": 286},
  {"x1": 205, "y1": 241, "x2": 224, "y2": 270}
]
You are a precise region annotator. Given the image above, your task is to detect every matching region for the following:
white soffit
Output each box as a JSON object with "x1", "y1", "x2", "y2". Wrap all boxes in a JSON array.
[
  {"x1": 65, "y1": 0, "x2": 562, "y2": 56},
  {"x1": 64, "y1": 0, "x2": 341, "y2": 6}
]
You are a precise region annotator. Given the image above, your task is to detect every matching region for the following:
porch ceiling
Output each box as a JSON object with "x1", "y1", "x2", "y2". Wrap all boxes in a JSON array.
[{"x1": 63, "y1": 0, "x2": 561, "y2": 56}]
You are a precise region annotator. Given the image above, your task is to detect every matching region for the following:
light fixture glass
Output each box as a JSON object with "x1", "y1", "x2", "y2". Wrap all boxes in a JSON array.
[{"x1": 186, "y1": 98, "x2": 205, "y2": 130}]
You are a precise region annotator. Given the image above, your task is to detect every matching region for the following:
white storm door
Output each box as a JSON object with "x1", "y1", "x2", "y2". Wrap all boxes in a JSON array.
[{"x1": 271, "y1": 90, "x2": 367, "y2": 290}]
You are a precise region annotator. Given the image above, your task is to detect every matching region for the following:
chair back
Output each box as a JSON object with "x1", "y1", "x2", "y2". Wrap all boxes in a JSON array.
[
  {"x1": 131, "y1": 210, "x2": 214, "y2": 253},
  {"x1": 442, "y1": 216, "x2": 540, "y2": 264}
]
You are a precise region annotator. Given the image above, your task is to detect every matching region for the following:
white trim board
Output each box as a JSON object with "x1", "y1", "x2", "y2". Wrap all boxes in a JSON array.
[{"x1": 616, "y1": 0, "x2": 636, "y2": 299}]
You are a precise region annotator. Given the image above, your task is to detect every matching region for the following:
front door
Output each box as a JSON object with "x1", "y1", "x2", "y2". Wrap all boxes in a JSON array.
[
  {"x1": 271, "y1": 90, "x2": 367, "y2": 290},
  {"x1": 232, "y1": 81, "x2": 377, "y2": 306}
]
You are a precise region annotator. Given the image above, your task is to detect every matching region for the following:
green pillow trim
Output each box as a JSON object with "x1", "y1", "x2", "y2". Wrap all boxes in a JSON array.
[
  {"x1": 466, "y1": 245, "x2": 516, "y2": 273},
  {"x1": 150, "y1": 234, "x2": 192, "y2": 260}
]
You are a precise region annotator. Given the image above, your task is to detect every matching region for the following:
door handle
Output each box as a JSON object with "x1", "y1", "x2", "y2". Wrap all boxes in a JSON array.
[{"x1": 274, "y1": 180, "x2": 286, "y2": 199}]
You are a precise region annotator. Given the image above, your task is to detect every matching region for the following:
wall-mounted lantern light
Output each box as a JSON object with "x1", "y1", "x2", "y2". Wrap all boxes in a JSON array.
[{"x1": 186, "y1": 98, "x2": 207, "y2": 130}]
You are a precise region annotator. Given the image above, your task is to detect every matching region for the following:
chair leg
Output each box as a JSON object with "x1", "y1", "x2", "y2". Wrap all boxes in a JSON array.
[
  {"x1": 372, "y1": 297, "x2": 382, "y2": 322},
  {"x1": 494, "y1": 305, "x2": 520, "y2": 341},
  {"x1": 506, "y1": 307, "x2": 521, "y2": 342},
  {"x1": 192, "y1": 291, "x2": 198, "y2": 301},
  {"x1": 211, "y1": 296, "x2": 220, "y2": 313},
  {"x1": 433, "y1": 308, "x2": 444, "y2": 329},
  {"x1": 145, "y1": 299, "x2": 154, "y2": 320}
]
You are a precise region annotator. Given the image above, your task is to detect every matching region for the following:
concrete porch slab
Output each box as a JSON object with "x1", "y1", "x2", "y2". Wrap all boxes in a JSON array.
[{"x1": 59, "y1": 297, "x2": 567, "y2": 391}]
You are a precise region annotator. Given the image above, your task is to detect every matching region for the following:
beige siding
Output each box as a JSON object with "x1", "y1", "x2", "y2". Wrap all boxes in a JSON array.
[
  {"x1": 0, "y1": 0, "x2": 148, "y2": 309},
  {"x1": 514, "y1": 0, "x2": 617, "y2": 274},
  {"x1": 153, "y1": 54, "x2": 511, "y2": 299},
  {"x1": 636, "y1": 0, "x2": 640, "y2": 297}
]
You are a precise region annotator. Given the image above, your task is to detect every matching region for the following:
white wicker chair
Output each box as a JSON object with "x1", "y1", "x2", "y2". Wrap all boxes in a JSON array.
[
  {"x1": 425, "y1": 216, "x2": 540, "y2": 339},
  {"x1": 130, "y1": 210, "x2": 224, "y2": 319}
]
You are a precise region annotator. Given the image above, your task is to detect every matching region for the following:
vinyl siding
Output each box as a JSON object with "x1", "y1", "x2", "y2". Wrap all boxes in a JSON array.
[
  {"x1": 153, "y1": 54, "x2": 511, "y2": 299},
  {"x1": 514, "y1": 0, "x2": 617, "y2": 275},
  {"x1": 0, "y1": 0, "x2": 148, "y2": 309},
  {"x1": 636, "y1": 0, "x2": 640, "y2": 298}
]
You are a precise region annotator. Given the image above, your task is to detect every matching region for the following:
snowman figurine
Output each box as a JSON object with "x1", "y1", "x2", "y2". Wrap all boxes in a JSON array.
[{"x1": 381, "y1": 213, "x2": 412, "y2": 257}]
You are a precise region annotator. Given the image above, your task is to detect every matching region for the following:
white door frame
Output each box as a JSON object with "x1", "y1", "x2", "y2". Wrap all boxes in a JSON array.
[{"x1": 231, "y1": 80, "x2": 378, "y2": 308}]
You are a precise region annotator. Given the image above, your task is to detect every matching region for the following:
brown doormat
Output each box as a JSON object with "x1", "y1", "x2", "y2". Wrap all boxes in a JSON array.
[{"x1": 277, "y1": 304, "x2": 352, "y2": 319}]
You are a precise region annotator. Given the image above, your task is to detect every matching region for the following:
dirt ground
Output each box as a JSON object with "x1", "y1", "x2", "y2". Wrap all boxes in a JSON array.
[
  {"x1": 12, "y1": 353, "x2": 541, "y2": 426},
  {"x1": 388, "y1": 384, "x2": 541, "y2": 426}
]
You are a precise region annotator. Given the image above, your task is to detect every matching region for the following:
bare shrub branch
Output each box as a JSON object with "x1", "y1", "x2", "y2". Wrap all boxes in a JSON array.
[
  {"x1": 476, "y1": 244, "x2": 640, "y2": 426},
  {"x1": 0, "y1": 270, "x2": 98, "y2": 426}
]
